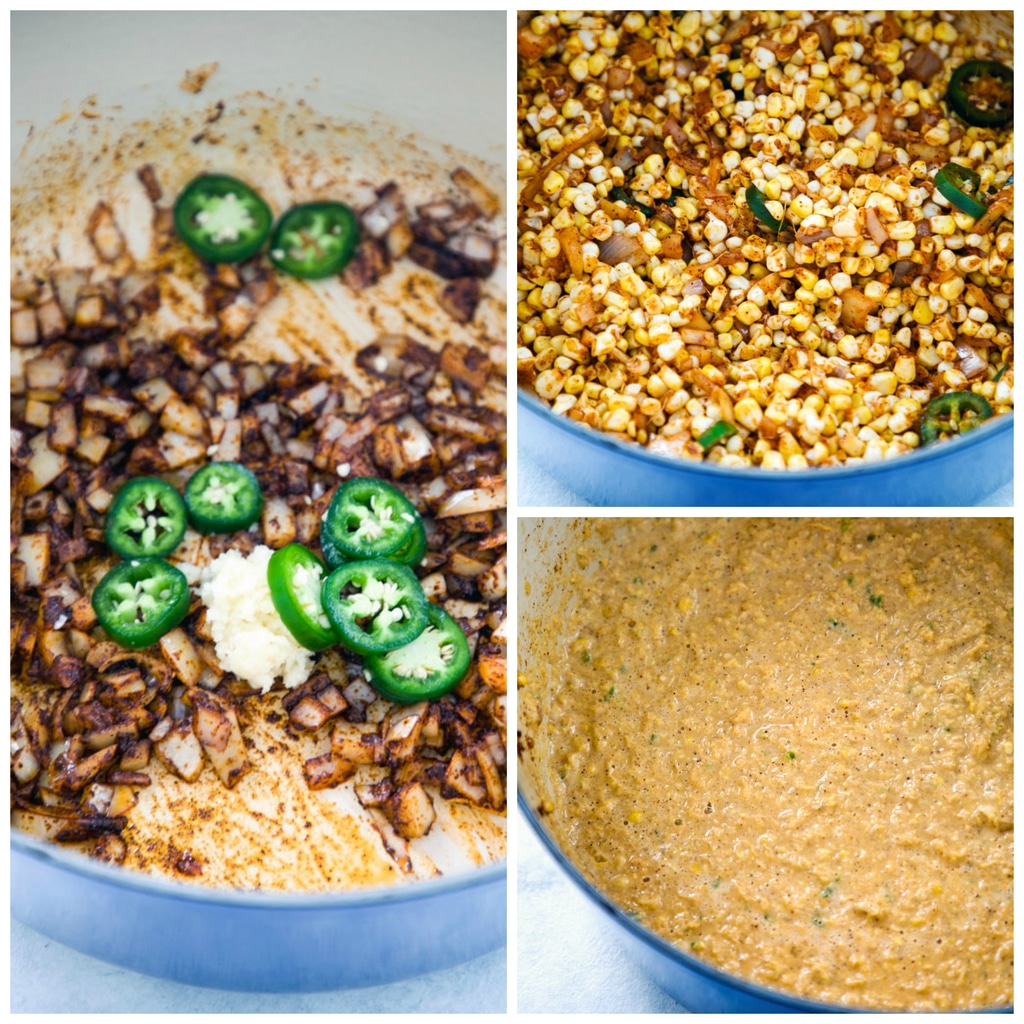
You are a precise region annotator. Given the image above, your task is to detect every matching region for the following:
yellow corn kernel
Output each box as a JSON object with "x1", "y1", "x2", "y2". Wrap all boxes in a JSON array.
[
  {"x1": 535, "y1": 368, "x2": 567, "y2": 400},
  {"x1": 939, "y1": 277, "x2": 965, "y2": 302},
  {"x1": 888, "y1": 220, "x2": 916, "y2": 241},
  {"x1": 774, "y1": 373, "x2": 803, "y2": 399},
  {"x1": 734, "y1": 396, "x2": 764, "y2": 431},
  {"x1": 869, "y1": 371, "x2": 898, "y2": 395},
  {"x1": 912, "y1": 298, "x2": 934, "y2": 325},
  {"x1": 735, "y1": 301, "x2": 762, "y2": 326},
  {"x1": 604, "y1": 407, "x2": 631, "y2": 432}
]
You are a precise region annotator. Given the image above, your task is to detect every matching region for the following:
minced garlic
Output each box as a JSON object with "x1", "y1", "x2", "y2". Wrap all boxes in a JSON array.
[{"x1": 199, "y1": 544, "x2": 312, "y2": 693}]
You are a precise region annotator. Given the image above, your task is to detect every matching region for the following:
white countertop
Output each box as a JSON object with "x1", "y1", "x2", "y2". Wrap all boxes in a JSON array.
[
  {"x1": 11, "y1": 918, "x2": 505, "y2": 1013},
  {"x1": 517, "y1": 815, "x2": 685, "y2": 1014}
]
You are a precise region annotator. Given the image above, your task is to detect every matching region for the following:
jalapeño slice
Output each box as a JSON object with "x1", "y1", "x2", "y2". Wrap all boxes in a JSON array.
[
  {"x1": 934, "y1": 163, "x2": 988, "y2": 219},
  {"x1": 184, "y1": 462, "x2": 263, "y2": 534},
  {"x1": 746, "y1": 184, "x2": 791, "y2": 234},
  {"x1": 105, "y1": 477, "x2": 187, "y2": 559},
  {"x1": 321, "y1": 559, "x2": 428, "y2": 656},
  {"x1": 321, "y1": 478, "x2": 422, "y2": 565},
  {"x1": 919, "y1": 391, "x2": 994, "y2": 446},
  {"x1": 946, "y1": 60, "x2": 1013, "y2": 129},
  {"x1": 174, "y1": 174, "x2": 273, "y2": 264},
  {"x1": 268, "y1": 202, "x2": 359, "y2": 279},
  {"x1": 696, "y1": 420, "x2": 738, "y2": 451},
  {"x1": 391, "y1": 516, "x2": 428, "y2": 567},
  {"x1": 91, "y1": 558, "x2": 191, "y2": 649},
  {"x1": 364, "y1": 603, "x2": 472, "y2": 704},
  {"x1": 267, "y1": 544, "x2": 339, "y2": 652}
]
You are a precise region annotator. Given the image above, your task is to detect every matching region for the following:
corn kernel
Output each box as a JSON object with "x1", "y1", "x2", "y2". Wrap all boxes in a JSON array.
[
  {"x1": 604, "y1": 407, "x2": 631, "y2": 432},
  {"x1": 535, "y1": 368, "x2": 567, "y2": 400},
  {"x1": 929, "y1": 215, "x2": 957, "y2": 236},
  {"x1": 735, "y1": 301, "x2": 762, "y2": 326},
  {"x1": 734, "y1": 397, "x2": 764, "y2": 430},
  {"x1": 912, "y1": 298, "x2": 934, "y2": 325}
]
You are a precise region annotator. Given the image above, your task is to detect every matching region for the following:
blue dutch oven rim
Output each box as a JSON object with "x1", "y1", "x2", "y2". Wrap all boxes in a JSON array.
[
  {"x1": 518, "y1": 389, "x2": 1013, "y2": 487},
  {"x1": 519, "y1": 794, "x2": 1011, "y2": 1013},
  {"x1": 11, "y1": 829, "x2": 506, "y2": 909}
]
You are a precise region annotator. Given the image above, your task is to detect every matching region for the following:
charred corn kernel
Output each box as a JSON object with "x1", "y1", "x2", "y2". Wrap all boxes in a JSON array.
[
  {"x1": 734, "y1": 397, "x2": 763, "y2": 430},
  {"x1": 930, "y1": 215, "x2": 957, "y2": 236},
  {"x1": 869, "y1": 371, "x2": 898, "y2": 396},
  {"x1": 774, "y1": 374, "x2": 803, "y2": 399},
  {"x1": 704, "y1": 216, "x2": 728, "y2": 244},
  {"x1": 550, "y1": 393, "x2": 577, "y2": 416},
  {"x1": 735, "y1": 301, "x2": 761, "y2": 326},
  {"x1": 646, "y1": 374, "x2": 667, "y2": 399},
  {"x1": 703, "y1": 265, "x2": 726, "y2": 288},
  {"x1": 790, "y1": 193, "x2": 814, "y2": 219},
  {"x1": 661, "y1": 367, "x2": 683, "y2": 391},
  {"x1": 939, "y1": 277, "x2": 965, "y2": 302},
  {"x1": 664, "y1": 390, "x2": 688, "y2": 414},
  {"x1": 825, "y1": 376, "x2": 854, "y2": 396},
  {"x1": 542, "y1": 170, "x2": 565, "y2": 196},
  {"x1": 894, "y1": 356, "x2": 917, "y2": 383},
  {"x1": 535, "y1": 368, "x2": 567, "y2": 400},
  {"x1": 603, "y1": 407, "x2": 631, "y2": 432}
]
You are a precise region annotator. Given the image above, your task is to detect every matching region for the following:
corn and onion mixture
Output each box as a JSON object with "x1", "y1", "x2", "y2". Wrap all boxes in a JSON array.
[{"x1": 517, "y1": 11, "x2": 1014, "y2": 469}]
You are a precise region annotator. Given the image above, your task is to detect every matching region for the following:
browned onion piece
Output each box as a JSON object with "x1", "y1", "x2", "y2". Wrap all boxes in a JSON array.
[
  {"x1": 851, "y1": 111, "x2": 878, "y2": 144},
  {"x1": 891, "y1": 260, "x2": 915, "y2": 286},
  {"x1": 598, "y1": 232, "x2": 645, "y2": 267},
  {"x1": 612, "y1": 147, "x2": 640, "y2": 171},
  {"x1": 557, "y1": 224, "x2": 585, "y2": 278},
  {"x1": 839, "y1": 288, "x2": 879, "y2": 331},
  {"x1": 864, "y1": 205, "x2": 889, "y2": 246},
  {"x1": 607, "y1": 64, "x2": 631, "y2": 90},
  {"x1": 437, "y1": 479, "x2": 507, "y2": 518},
  {"x1": 906, "y1": 140, "x2": 948, "y2": 162},
  {"x1": 809, "y1": 18, "x2": 834, "y2": 59},
  {"x1": 796, "y1": 227, "x2": 832, "y2": 245},
  {"x1": 903, "y1": 44, "x2": 944, "y2": 84},
  {"x1": 955, "y1": 340, "x2": 989, "y2": 379}
]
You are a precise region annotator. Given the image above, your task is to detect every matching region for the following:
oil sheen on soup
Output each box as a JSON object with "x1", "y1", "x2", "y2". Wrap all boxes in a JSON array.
[{"x1": 530, "y1": 518, "x2": 1012, "y2": 1011}]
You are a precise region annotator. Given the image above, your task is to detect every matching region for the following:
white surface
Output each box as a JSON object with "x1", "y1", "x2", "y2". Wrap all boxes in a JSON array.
[
  {"x1": 517, "y1": 815, "x2": 685, "y2": 1013},
  {"x1": 519, "y1": 452, "x2": 1013, "y2": 507},
  {"x1": 11, "y1": 918, "x2": 505, "y2": 1013}
]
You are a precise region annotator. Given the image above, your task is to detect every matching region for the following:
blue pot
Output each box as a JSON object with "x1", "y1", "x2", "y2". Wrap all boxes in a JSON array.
[
  {"x1": 520, "y1": 801, "x2": 1010, "y2": 1013},
  {"x1": 12, "y1": 833, "x2": 505, "y2": 992},
  {"x1": 519, "y1": 392, "x2": 1012, "y2": 506}
]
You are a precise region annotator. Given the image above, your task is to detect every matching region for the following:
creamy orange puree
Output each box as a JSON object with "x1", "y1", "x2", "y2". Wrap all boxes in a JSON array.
[{"x1": 521, "y1": 518, "x2": 1013, "y2": 1011}]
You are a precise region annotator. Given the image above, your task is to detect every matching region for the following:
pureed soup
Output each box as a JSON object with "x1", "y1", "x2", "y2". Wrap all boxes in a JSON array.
[{"x1": 521, "y1": 517, "x2": 1012, "y2": 1010}]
